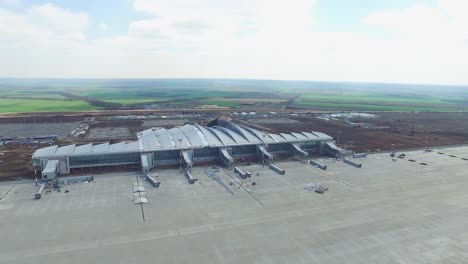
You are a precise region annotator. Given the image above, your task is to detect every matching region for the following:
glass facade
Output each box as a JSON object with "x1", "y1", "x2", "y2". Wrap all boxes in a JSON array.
[
  {"x1": 231, "y1": 145, "x2": 256, "y2": 155},
  {"x1": 267, "y1": 143, "x2": 291, "y2": 152},
  {"x1": 300, "y1": 141, "x2": 319, "y2": 151},
  {"x1": 194, "y1": 147, "x2": 218, "y2": 158},
  {"x1": 153, "y1": 150, "x2": 179, "y2": 161},
  {"x1": 32, "y1": 159, "x2": 41, "y2": 167},
  {"x1": 40, "y1": 139, "x2": 326, "y2": 171},
  {"x1": 69, "y1": 153, "x2": 140, "y2": 167}
]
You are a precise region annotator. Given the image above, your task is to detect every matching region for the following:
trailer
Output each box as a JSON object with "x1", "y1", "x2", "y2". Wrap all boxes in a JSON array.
[
  {"x1": 309, "y1": 160, "x2": 327, "y2": 170},
  {"x1": 352, "y1": 153, "x2": 367, "y2": 158},
  {"x1": 343, "y1": 157, "x2": 362, "y2": 168},
  {"x1": 234, "y1": 166, "x2": 248, "y2": 179},
  {"x1": 34, "y1": 183, "x2": 46, "y2": 199},
  {"x1": 269, "y1": 164, "x2": 285, "y2": 175},
  {"x1": 146, "y1": 174, "x2": 160, "y2": 187},
  {"x1": 186, "y1": 170, "x2": 198, "y2": 184}
]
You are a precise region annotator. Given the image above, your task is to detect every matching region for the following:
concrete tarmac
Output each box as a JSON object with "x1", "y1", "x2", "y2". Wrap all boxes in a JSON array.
[{"x1": 1, "y1": 146, "x2": 468, "y2": 263}]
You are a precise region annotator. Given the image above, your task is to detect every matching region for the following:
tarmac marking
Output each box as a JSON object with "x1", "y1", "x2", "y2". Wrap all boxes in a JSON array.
[
  {"x1": 223, "y1": 169, "x2": 264, "y2": 206},
  {"x1": 134, "y1": 175, "x2": 146, "y2": 222},
  {"x1": 298, "y1": 162, "x2": 362, "y2": 192},
  {"x1": 4, "y1": 204, "x2": 468, "y2": 263},
  {"x1": 0, "y1": 185, "x2": 14, "y2": 201}
]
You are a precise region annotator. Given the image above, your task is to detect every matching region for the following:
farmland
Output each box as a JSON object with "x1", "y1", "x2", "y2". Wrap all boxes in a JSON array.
[
  {"x1": 101, "y1": 99, "x2": 168, "y2": 105},
  {"x1": 290, "y1": 91, "x2": 467, "y2": 111},
  {"x1": 0, "y1": 98, "x2": 98, "y2": 113},
  {"x1": 0, "y1": 78, "x2": 467, "y2": 113}
]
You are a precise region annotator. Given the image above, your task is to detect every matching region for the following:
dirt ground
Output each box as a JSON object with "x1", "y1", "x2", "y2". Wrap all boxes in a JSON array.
[
  {"x1": 253, "y1": 112, "x2": 468, "y2": 152},
  {"x1": 2, "y1": 111, "x2": 468, "y2": 180},
  {"x1": 0, "y1": 144, "x2": 40, "y2": 180},
  {"x1": 85, "y1": 127, "x2": 133, "y2": 140},
  {"x1": 143, "y1": 119, "x2": 189, "y2": 127}
]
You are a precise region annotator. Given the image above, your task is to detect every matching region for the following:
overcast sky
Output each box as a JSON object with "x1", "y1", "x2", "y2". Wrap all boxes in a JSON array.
[{"x1": 0, "y1": 0, "x2": 467, "y2": 85}]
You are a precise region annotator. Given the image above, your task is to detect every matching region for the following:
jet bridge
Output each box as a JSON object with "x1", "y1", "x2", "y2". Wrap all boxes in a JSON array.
[
  {"x1": 181, "y1": 150, "x2": 193, "y2": 169},
  {"x1": 292, "y1": 143, "x2": 308, "y2": 159},
  {"x1": 257, "y1": 145, "x2": 273, "y2": 163},
  {"x1": 324, "y1": 142, "x2": 348, "y2": 158},
  {"x1": 41, "y1": 159, "x2": 59, "y2": 180},
  {"x1": 219, "y1": 148, "x2": 234, "y2": 166},
  {"x1": 141, "y1": 154, "x2": 149, "y2": 172}
]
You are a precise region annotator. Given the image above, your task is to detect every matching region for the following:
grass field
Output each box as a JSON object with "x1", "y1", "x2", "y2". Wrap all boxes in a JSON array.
[
  {"x1": 0, "y1": 99, "x2": 99, "y2": 113},
  {"x1": 101, "y1": 99, "x2": 168, "y2": 105},
  {"x1": 299, "y1": 93, "x2": 445, "y2": 104},
  {"x1": 1, "y1": 79, "x2": 467, "y2": 113},
  {"x1": 292, "y1": 91, "x2": 467, "y2": 111},
  {"x1": 292, "y1": 101, "x2": 463, "y2": 112}
]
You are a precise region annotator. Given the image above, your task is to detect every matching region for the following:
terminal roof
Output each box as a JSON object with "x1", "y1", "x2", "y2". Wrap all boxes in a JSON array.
[{"x1": 33, "y1": 120, "x2": 333, "y2": 158}]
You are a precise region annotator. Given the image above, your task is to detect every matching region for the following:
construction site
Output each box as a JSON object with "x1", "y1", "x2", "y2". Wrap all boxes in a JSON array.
[
  {"x1": 31, "y1": 117, "x2": 341, "y2": 180},
  {"x1": 1, "y1": 143, "x2": 468, "y2": 263},
  {"x1": 0, "y1": 110, "x2": 468, "y2": 263},
  {"x1": 0, "y1": 112, "x2": 467, "y2": 263},
  {"x1": 1, "y1": 111, "x2": 468, "y2": 180}
]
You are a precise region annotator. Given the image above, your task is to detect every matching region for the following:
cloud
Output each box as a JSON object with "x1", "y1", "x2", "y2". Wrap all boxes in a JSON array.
[
  {"x1": 359, "y1": 0, "x2": 468, "y2": 84},
  {"x1": 0, "y1": 3, "x2": 89, "y2": 76},
  {"x1": 27, "y1": 3, "x2": 88, "y2": 33},
  {"x1": 0, "y1": 0, "x2": 20, "y2": 6},
  {"x1": 0, "y1": 0, "x2": 467, "y2": 85},
  {"x1": 363, "y1": 1, "x2": 468, "y2": 42},
  {"x1": 0, "y1": 3, "x2": 88, "y2": 46},
  {"x1": 99, "y1": 23, "x2": 108, "y2": 32},
  {"x1": 130, "y1": 0, "x2": 315, "y2": 48}
]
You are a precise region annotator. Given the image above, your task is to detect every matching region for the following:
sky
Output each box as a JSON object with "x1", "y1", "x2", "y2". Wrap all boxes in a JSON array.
[{"x1": 0, "y1": 0, "x2": 467, "y2": 85}]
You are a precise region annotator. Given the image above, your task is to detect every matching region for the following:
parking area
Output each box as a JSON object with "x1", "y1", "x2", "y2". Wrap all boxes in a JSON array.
[
  {"x1": 1, "y1": 146, "x2": 468, "y2": 263},
  {"x1": 0, "y1": 123, "x2": 81, "y2": 138},
  {"x1": 84, "y1": 127, "x2": 133, "y2": 139}
]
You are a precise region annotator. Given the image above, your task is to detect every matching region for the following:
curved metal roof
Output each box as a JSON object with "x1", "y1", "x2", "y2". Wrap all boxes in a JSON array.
[
  {"x1": 135, "y1": 121, "x2": 333, "y2": 151},
  {"x1": 204, "y1": 126, "x2": 236, "y2": 145},
  {"x1": 211, "y1": 126, "x2": 249, "y2": 144},
  {"x1": 33, "y1": 141, "x2": 140, "y2": 159},
  {"x1": 33, "y1": 120, "x2": 334, "y2": 158}
]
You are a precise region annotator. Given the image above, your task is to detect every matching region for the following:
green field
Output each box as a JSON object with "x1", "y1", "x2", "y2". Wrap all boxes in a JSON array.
[
  {"x1": 0, "y1": 79, "x2": 467, "y2": 113},
  {"x1": 291, "y1": 91, "x2": 467, "y2": 111},
  {"x1": 0, "y1": 99, "x2": 99, "y2": 113},
  {"x1": 292, "y1": 101, "x2": 463, "y2": 112},
  {"x1": 101, "y1": 99, "x2": 168, "y2": 105}
]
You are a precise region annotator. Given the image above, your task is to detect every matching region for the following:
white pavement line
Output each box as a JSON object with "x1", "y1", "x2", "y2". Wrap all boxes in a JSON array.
[
  {"x1": 313, "y1": 168, "x2": 362, "y2": 192},
  {"x1": 0, "y1": 185, "x2": 15, "y2": 201}
]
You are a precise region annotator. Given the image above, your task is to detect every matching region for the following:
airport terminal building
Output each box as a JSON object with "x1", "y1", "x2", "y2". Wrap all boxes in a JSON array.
[{"x1": 32, "y1": 118, "x2": 340, "y2": 179}]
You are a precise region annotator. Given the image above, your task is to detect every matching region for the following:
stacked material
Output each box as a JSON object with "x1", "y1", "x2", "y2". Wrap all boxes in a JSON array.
[
  {"x1": 65, "y1": 175, "x2": 94, "y2": 184},
  {"x1": 133, "y1": 182, "x2": 148, "y2": 204},
  {"x1": 304, "y1": 184, "x2": 328, "y2": 194}
]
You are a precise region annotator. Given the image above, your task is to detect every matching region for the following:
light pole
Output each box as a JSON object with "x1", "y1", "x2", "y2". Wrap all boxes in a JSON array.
[
  {"x1": 425, "y1": 129, "x2": 430, "y2": 152},
  {"x1": 336, "y1": 130, "x2": 342, "y2": 146},
  {"x1": 262, "y1": 134, "x2": 266, "y2": 167},
  {"x1": 178, "y1": 138, "x2": 182, "y2": 174}
]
